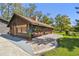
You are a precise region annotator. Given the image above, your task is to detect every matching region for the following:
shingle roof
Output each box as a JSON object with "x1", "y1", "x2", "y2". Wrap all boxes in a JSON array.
[{"x1": 7, "y1": 13, "x2": 53, "y2": 29}]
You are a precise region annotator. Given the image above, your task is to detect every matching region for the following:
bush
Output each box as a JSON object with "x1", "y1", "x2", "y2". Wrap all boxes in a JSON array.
[
  {"x1": 27, "y1": 32, "x2": 32, "y2": 37},
  {"x1": 67, "y1": 32, "x2": 79, "y2": 36}
]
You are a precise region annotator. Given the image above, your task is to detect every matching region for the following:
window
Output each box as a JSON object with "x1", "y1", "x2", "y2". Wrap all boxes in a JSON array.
[
  {"x1": 17, "y1": 27, "x2": 22, "y2": 33},
  {"x1": 21, "y1": 27, "x2": 26, "y2": 33}
]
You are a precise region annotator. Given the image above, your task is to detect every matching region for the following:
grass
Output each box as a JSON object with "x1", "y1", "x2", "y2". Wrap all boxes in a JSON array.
[
  {"x1": 42, "y1": 35, "x2": 79, "y2": 56},
  {"x1": 42, "y1": 47, "x2": 79, "y2": 56},
  {"x1": 63, "y1": 35, "x2": 79, "y2": 38}
]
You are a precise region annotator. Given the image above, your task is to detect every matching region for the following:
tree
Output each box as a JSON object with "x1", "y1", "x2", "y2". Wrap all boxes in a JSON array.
[
  {"x1": 0, "y1": 3, "x2": 6, "y2": 18},
  {"x1": 62, "y1": 15, "x2": 71, "y2": 31},
  {"x1": 55, "y1": 14, "x2": 62, "y2": 31},
  {"x1": 0, "y1": 3, "x2": 37, "y2": 21},
  {"x1": 0, "y1": 3, "x2": 24, "y2": 20},
  {"x1": 26, "y1": 4, "x2": 36, "y2": 17},
  {"x1": 12, "y1": 3, "x2": 24, "y2": 15},
  {"x1": 49, "y1": 17, "x2": 54, "y2": 26},
  {"x1": 42, "y1": 15, "x2": 53, "y2": 25},
  {"x1": 55, "y1": 14, "x2": 71, "y2": 34},
  {"x1": 6, "y1": 3, "x2": 13, "y2": 20},
  {"x1": 75, "y1": 7, "x2": 79, "y2": 32},
  {"x1": 74, "y1": 19, "x2": 79, "y2": 32},
  {"x1": 0, "y1": 3, "x2": 13, "y2": 20}
]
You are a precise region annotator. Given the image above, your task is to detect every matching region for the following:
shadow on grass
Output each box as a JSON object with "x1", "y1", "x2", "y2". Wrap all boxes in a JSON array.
[{"x1": 58, "y1": 37, "x2": 79, "y2": 51}]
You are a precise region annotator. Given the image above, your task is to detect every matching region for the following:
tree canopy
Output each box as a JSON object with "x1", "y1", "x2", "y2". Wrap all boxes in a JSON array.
[{"x1": 55, "y1": 14, "x2": 71, "y2": 34}]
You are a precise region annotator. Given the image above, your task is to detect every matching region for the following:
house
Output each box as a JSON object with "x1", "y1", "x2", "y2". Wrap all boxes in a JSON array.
[{"x1": 7, "y1": 13, "x2": 53, "y2": 41}]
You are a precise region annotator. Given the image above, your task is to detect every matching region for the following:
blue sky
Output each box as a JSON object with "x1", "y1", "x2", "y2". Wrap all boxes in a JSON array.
[{"x1": 23, "y1": 3, "x2": 79, "y2": 26}]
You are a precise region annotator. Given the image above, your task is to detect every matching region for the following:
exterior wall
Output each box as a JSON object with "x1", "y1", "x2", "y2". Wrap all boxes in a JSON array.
[
  {"x1": 32, "y1": 26, "x2": 53, "y2": 37},
  {"x1": 40, "y1": 27, "x2": 53, "y2": 35},
  {"x1": 9, "y1": 16, "x2": 29, "y2": 37}
]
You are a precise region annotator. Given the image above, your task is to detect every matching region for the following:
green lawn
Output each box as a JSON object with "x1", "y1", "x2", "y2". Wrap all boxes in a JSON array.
[{"x1": 42, "y1": 35, "x2": 79, "y2": 56}]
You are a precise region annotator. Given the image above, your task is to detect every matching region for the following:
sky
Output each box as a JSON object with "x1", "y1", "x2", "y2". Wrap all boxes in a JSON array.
[{"x1": 23, "y1": 3, "x2": 79, "y2": 26}]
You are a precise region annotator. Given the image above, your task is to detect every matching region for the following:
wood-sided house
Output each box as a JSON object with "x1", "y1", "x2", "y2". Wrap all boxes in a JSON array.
[{"x1": 7, "y1": 13, "x2": 53, "y2": 41}]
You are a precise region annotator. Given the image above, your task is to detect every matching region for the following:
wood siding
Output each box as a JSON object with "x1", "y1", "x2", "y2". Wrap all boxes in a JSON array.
[{"x1": 9, "y1": 16, "x2": 29, "y2": 36}]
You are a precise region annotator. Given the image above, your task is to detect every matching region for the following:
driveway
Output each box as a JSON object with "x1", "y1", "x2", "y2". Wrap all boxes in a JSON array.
[
  {"x1": 0, "y1": 34, "x2": 34, "y2": 55},
  {"x1": 0, "y1": 36, "x2": 30, "y2": 56}
]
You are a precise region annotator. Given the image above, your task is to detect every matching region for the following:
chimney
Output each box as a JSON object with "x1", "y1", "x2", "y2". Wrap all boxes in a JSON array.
[
  {"x1": 36, "y1": 16, "x2": 38, "y2": 21},
  {"x1": 31, "y1": 16, "x2": 38, "y2": 21}
]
